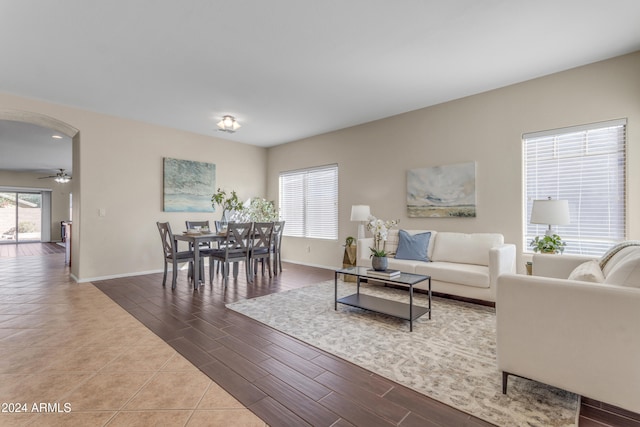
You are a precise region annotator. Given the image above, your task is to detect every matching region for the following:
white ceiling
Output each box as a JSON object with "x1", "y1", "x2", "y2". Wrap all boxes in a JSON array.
[{"x1": 1, "y1": 0, "x2": 640, "y2": 172}]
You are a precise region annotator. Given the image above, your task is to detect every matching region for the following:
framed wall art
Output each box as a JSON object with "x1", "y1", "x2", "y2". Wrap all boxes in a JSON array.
[
  {"x1": 407, "y1": 161, "x2": 476, "y2": 218},
  {"x1": 163, "y1": 157, "x2": 216, "y2": 212}
]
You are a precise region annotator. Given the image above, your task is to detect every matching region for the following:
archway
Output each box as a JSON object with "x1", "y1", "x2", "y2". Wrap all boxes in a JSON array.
[{"x1": 0, "y1": 109, "x2": 80, "y2": 279}]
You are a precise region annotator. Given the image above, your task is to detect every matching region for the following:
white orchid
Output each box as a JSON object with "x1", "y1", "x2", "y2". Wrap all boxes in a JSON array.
[{"x1": 366, "y1": 215, "x2": 399, "y2": 257}]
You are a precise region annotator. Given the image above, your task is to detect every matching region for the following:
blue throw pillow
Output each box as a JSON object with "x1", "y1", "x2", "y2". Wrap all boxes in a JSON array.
[{"x1": 395, "y1": 230, "x2": 431, "y2": 262}]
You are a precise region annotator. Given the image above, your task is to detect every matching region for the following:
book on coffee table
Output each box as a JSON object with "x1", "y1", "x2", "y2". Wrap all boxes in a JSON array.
[{"x1": 366, "y1": 268, "x2": 401, "y2": 279}]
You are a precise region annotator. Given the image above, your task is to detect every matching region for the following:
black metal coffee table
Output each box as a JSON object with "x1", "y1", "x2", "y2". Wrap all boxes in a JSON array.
[{"x1": 334, "y1": 266, "x2": 431, "y2": 331}]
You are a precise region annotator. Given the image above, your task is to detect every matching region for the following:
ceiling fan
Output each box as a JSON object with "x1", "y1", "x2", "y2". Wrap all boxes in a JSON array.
[{"x1": 39, "y1": 168, "x2": 72, "y2": 183}]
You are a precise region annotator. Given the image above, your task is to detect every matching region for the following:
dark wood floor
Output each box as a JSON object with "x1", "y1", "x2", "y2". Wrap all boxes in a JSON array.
[
  {"x1": 91, "y1": 258, "x2": 640, "y2": 427},
  {"x1": 5, "y1": 244, "x2": 635, "y2": 426}
]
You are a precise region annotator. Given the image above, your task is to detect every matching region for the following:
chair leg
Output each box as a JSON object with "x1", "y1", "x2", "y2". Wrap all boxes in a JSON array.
[
  {"x1": 171, "y1": 261, "x2": 178, "y2": 290},
  {"x1": 162, "y1": 261, "x2": 168, "y2": 286}
]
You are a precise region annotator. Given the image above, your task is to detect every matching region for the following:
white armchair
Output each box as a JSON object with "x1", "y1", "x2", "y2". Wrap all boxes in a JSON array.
[{"x1": 497, "y1": 252, "x2": 640, "y2": 413}]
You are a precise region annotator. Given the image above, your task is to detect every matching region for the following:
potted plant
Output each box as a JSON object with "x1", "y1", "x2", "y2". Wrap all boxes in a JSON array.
[
  {"x1": 243, "y1": 197, "x2": 279, "y2": 222},
  {"x1": 211, "y1": 188, "x2": 244, "y2": 226},
  {"x1": 366, "y1": 215, "x2": 399, "y2": 271},
  {"x1": 530, "y1": 234, "x2": 567, "y2": 254}
]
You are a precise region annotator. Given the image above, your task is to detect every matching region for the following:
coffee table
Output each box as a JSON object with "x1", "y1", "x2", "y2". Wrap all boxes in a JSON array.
[{"x1": 334, "y1": 266, "x2": 431, "y2": 331}]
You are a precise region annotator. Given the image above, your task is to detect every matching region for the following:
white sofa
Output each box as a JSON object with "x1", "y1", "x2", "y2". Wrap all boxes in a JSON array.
[
  {"x1": 357, "y1": 229, "x2": 516, "y2": 303},
  {"x1": 496, "y1": 247, "x2": 640, "y2": 413}
]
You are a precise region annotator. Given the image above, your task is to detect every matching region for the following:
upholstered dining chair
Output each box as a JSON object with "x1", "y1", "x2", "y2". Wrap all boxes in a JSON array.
[
  {"x1": 209, "y1": 222, "x2": 253, "y2": 284},
  {"x1": 156, "y1": 221, "x2": 202, "y2": 289},
  {"x1": 250, "y1": 222, "x2": 274, "y2": 278},
  {"x1": 271, "y1": 221, "x2": 285, "y2": 275}
]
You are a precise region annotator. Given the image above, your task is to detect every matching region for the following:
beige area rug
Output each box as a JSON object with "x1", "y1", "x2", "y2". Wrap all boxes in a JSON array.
[{"x1": 227, "y1": 280, "x2": 579, "y2": 427}]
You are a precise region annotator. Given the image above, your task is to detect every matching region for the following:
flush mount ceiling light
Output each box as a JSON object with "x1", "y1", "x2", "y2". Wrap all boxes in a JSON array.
[
  {"x1": 51, "y1": 135, "x2": 63, "y2": 139},
  {"x1": 217, "y1": 115, "x2": 241, "y2": 133}
]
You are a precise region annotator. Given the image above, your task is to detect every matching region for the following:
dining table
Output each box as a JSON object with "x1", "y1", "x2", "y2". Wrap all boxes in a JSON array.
[{"x1": 174, "y1": 230, "x2": 228, "y2": 290}]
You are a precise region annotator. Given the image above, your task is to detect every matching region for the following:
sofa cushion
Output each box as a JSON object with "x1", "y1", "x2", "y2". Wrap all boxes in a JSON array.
[
  {"x1": 386, "y1": 258, "x2": 420, "y2": 273},
  {"x1": 385, "y1": 229, "x2": 437, "y2": 259},
  {"x1": 604, "y1": 252, "x2": 640, "y2": 288},
  {"x1": 568, "y1": 260, "x2": 605, "y2": 283},
  {"x1": 415, "y1": 262, "x2": 490, "y2": 288},
  {"x1": 395, "y1": 230, "x2": 431, "y2": 261},
  {"x1": 431, "y1": 232, "x2": 503, "y2": 266}
]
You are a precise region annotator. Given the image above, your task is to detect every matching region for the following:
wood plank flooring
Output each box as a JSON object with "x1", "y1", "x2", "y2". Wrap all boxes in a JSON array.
[
  {"x1": 92, "y1": 259, "x2": 640, "y2": 427},
  {"x1": 1, "y1": 244, "x2": 637, "y2": 426}
]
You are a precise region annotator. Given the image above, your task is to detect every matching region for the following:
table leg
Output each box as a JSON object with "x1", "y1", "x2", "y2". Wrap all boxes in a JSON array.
[
  {"x1": 334, "y1": 271, "x2": 338, "y2": 310},
  {"x1": 410, "y1": 283, "x2": 414, "y2": 332},
  {"x1": 193, "y1": 243, "x2": 200, "y2": 290},
  {"x1": 357, "y1": 275, "x2": 360, "y2": 295},
  {"x1": 428, "y1": 277, "x2": 432, "y2": 320}
]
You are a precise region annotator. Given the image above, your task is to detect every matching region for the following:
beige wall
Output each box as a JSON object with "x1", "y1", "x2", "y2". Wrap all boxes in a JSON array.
[
  {"x1": 1, "y1": 51, "x2": 637, "y2": 280},
  {"x1": 0, "y1": 170, "x2": 71, "y2": 241},
  {"x1": 0, "y1": 93, "x2": 267, "y2": 281},
  {"x1": 267, "y1": 52, "x2": 640, "y2": 271}
]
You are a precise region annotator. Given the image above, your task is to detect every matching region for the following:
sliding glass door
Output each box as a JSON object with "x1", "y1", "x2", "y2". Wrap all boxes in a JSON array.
[{"x1": 0, "y1": 192, "x2": 42, "y2": 243}]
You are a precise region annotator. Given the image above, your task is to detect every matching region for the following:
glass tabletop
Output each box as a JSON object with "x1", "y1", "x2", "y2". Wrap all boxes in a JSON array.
[{"x1": 336, "y1": 266, "x2": 429, "y2": 285}]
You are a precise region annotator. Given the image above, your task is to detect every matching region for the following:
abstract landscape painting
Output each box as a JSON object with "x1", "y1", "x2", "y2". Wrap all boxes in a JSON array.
[
  {"x1": 407, "y1": 161, "x2": 476, "y2": 217},
  {"x1": 163, "y1": 157, "x2": 215, "y2": 212}
]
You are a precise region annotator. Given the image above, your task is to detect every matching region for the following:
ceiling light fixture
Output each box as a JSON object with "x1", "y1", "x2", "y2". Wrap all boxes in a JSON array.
[
  {"x1": 52, "y1": 135, "x2": 63, "y2": 139},
  {"x1": 217, "y1": 115, "x2": 241, "y2": 133}
]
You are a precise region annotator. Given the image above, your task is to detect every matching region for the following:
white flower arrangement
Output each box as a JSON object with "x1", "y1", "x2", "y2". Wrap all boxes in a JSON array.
[{"x1": 366, "y1": 215, "x2": 399, "y2": 257}]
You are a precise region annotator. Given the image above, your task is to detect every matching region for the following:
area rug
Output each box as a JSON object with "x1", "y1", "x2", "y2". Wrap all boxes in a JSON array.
[{"x1": 227, "y1": 280, "x2": 579, "y2": 427}]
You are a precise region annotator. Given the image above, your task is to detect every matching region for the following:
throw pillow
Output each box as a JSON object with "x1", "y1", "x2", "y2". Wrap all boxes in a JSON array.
[
  {"x1": 395, "y1": 230, "x2": 431, "y2": 262},
  {"x1": 568, "y1": 260, "x2": 605, "y2": 283}
]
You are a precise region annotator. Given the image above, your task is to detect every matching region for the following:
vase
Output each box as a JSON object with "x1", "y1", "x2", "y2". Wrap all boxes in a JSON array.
[{"x1": 371, "y1": 256, "x2": 388, "y2": 271}]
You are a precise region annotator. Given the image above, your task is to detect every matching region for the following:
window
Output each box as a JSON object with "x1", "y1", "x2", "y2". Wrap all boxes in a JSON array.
[
  {"x1": 279, "y1": 164, "x2": 338, "y2": 239},
  {"x1": 524, "y1": 119, "x2": 626, "y2": 256}
]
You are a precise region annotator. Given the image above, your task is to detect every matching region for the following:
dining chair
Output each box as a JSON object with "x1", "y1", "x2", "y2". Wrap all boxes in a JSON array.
[
  {"x1": 250, "y1": 222, "x2": 274, "y2": 278},
  {"x1": 209, "y1": 222, "x2": 253, "y2": 284},
  {"x1": 156, "y1": 221, "x2": 201, "y2": 290},
  {"x1": 272, "y1": 221, "x2": 285, "y2": 275},
  {"x1": 185, "y1": 220, "x2": 216, "y2": 280}
]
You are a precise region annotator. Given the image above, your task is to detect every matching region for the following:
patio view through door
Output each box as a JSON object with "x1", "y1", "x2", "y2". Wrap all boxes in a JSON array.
[{"x1": 0, "y1": 192, "x2": 42, "y2": 243}]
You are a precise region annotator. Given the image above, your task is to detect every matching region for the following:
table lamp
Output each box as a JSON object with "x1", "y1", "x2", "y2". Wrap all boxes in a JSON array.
[
  {"x1": 530, "y1": 198, "x2": 570, "y2": 236},
  {"x1": 350, "y1": 205, "x2": 370, "y2": 240}
]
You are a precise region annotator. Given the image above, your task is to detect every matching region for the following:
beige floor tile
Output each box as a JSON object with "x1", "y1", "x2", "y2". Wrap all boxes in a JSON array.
[
  {"x1": 160, "y1": 353, "x2": 203, "y2": 373},
  {"x1": 124, "y1": 371, "x2": 210, "y2": 410},
  {"x1": 0, "y1": 372, "x2": 92, "y2": 405},
  {"x1": 105, "y1": 410, "x2": 192, "y2": 427},
  {"x1": 101, "y1": 345, "x2": 177, "y2": 372},
  {"x1": 43, "y1": 346, "x2": 124, "y2": 372},
  {"x1": 186, "y1": 409, "x2": 267, "y2": 427},
  {"x1": 197, "y1": 382, "x2": 244, "y2": 409},
  {"x1": 24, "y1": 410, "x2": 116, "y2": 427},
  {"x1": 0, "y1": 411, "x2": 38, "y2": 426},
  {"x1": 63, "y1": 372, "x2": 154, "y2": 411}
]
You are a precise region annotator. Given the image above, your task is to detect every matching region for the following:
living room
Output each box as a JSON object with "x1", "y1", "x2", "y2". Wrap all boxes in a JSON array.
[{"x1": 1, "y1": 2, "x2": 640, "y2": 426}]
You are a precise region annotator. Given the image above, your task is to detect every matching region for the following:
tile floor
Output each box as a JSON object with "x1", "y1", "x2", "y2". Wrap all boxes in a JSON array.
[{"x1": 0, "y1": 251, "x2": 266, "y2": 426}]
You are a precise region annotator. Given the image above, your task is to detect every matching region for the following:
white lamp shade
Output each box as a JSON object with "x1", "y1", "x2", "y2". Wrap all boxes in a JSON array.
[
  {"x1": 530, "y1": 199, "x2": 570, "y2": 225},
  {"x1": 350, "y1": 205, "x2": 370, "y2": 222}
]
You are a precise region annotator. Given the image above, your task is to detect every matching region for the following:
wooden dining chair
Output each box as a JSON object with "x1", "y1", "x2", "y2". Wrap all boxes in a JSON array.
[
  {"x1": 250, "y1": 222, "x2": 274, "y2": 278},
  {"x1": 209, "y1": 222, "x2": 253, "y2": 284},
  {"x1": 185, "y1": 220, "x2": 216, "y2": 280},
  {"x1": 272, "y1": 221, "x2": 285, "y2": 275},
  {"x1": 156, "y1": 221, "x2": 201, "y2": 290}
]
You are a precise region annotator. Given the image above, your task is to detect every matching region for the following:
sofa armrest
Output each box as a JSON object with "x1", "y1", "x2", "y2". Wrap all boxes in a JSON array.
[
  {"x1": 488, "y1": 244, "x2": 516, "y2": 299},
  {"x1": 496, "y1": 273, "x2": 640, "y2": 412},
  {"x1": 532, "y1": 253, "x2": 596, "y2": 279},
  {"x1": 357, "y1": 237, "x2": 374, "y2": 266}
]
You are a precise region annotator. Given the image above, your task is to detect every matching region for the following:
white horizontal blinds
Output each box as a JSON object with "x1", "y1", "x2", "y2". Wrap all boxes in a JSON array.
[
  {"x1": 279, "y1": 164, "x2": 338, "y2": 239},
  {"x1": 524, "y1": 119, "x2": 626, "y2": 256}
]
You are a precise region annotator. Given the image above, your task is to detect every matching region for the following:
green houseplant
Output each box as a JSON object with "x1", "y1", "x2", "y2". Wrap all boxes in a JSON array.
[{"x1": 530, "y1": 234, "x2": 567, "y2": 254}]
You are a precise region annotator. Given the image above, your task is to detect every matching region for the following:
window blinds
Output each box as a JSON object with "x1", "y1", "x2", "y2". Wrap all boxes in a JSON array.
[
  {"x1": 279, "y1": 164, "x2": 338, "y2": 240},
  {"x1": 524, "y1": 119, "x2": 626, "y2": 256}
]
